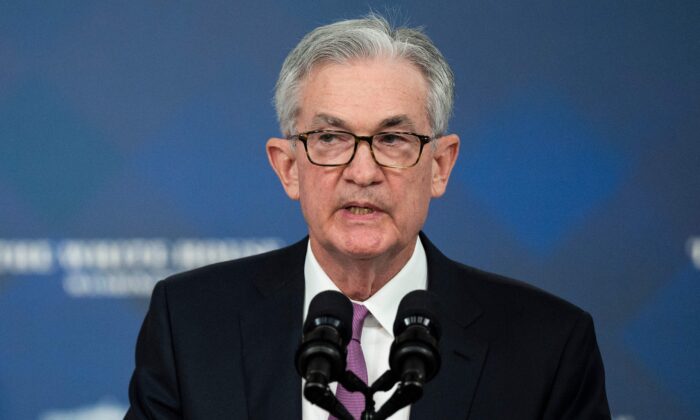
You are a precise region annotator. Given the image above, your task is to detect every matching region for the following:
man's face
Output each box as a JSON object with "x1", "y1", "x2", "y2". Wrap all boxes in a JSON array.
[{"x1": 268, "y1": 58, "x2": 458, "y2": 263}]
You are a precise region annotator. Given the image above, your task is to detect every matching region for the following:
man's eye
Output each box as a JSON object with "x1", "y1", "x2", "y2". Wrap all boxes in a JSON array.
[
  {"x1": 318, "y1": 133, "x2": 338, "y2": 142},
  {"x1": 382, "y1": 134, "x2": 399, "y2": 143},
  {"x1": 378, "y1": 134, "x2": 409, "y2": 145}
]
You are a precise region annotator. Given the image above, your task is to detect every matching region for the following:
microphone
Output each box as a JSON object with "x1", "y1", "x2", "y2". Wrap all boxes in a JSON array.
[
  {"x1": 371, "y1": 290, "x2": 441, "y2": 420},
  {"x1": 295, "y1": 290, "x2": 354, "y2": 420},
  {"x1": 389, "y1": 290, "x2": 441, "y2": 397}
]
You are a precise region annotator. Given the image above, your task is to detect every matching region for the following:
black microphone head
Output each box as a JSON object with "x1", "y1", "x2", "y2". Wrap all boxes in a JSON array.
[
  {"x1": 304, "y1": 290, "x2": 353, "y2": 344},
  {"x1": 390, "y1": 290, "x2": 442, "y2": 385},
  {"x1": 393, "y1": 290, "x2": 441, "y2": 339}
]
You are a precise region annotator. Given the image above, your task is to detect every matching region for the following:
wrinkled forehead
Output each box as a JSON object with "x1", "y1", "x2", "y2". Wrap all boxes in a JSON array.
[{"x1": 295, "y1": 57, "x2": 431, "y2": 133}]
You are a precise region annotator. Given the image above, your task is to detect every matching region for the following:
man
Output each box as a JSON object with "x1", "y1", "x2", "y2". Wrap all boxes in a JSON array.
[{"x1": 126, "y1": 14, "x2": 611, "y2": 420}]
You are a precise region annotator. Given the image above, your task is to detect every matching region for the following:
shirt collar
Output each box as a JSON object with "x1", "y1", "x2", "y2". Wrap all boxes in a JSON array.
[{"x1": 303, "y1": 237, "x2": 428, "y2": 337}]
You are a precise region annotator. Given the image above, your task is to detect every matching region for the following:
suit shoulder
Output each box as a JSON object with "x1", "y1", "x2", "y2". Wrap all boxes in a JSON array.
[
  {"x1": 466, "y1": 262, "x2": 582, "y2": 311},
  {"x1": 460, "y1": 261, "x2": 587, "y2": 320},
  {"x1": 155, "y1": 237, "x2": 307, "y2": 298},
  {"x1": 439, "y1": 260, "x2": 597, "y2": 356},
  {"x1": 421, "y1": 233, "x2": 582, "y2": 315}
]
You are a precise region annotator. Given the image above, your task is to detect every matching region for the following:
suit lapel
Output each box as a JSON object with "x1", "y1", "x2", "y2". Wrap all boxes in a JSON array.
[
  {"x1": 239, "y1": 239, "x2": 307, "y2": 420},
  {"x1": 411, "y1": 234, "x2": 489, "y2": 420}
]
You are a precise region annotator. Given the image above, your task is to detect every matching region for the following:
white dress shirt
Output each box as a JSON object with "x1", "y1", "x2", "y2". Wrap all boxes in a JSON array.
[{"x1": 302, "y1": 237, "x2": 428, "y2": 420}]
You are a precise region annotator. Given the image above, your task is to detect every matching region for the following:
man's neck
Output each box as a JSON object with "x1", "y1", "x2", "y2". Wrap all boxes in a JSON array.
[{"x1": 309, "y1": 236, "x2": 418, "y2": 301}]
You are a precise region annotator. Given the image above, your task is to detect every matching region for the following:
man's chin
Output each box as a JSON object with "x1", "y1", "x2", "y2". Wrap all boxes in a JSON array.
[
  {"x1": 337, "y1": 246, "x2": 386, "y2": 260},
  {"x1": 310, "y1": 226, "x2": 403, "y2": 261},
  {"x1": 335, "y1": 232, "x2": 394, "y2": 260}
]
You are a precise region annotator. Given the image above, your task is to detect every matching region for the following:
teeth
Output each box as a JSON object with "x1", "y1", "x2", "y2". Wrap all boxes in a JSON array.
[{"x1": 348, "y1": 206, "x2": 374, "y2": 215}]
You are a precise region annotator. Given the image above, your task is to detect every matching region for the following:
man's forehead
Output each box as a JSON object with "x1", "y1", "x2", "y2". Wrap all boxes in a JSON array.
[
  {"x1": 297, "y1": 59, "x2": 430, "y2": 132},
  {"x1": 310, "y1": 113, "x2": 418, "y2": 131}
]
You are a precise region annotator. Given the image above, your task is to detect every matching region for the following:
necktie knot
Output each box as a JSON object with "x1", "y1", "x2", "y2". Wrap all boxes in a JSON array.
[{"x1": 351, "y1": 303, "x2": 369, "y2": 342}]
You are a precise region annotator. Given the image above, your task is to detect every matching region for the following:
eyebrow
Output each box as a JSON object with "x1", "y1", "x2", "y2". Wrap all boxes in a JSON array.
[
  {"x1": 311, "y1": 113, "x2": 348, "y2": 129},
  {"x1": 310, "y1": 113, "x2": 417, "y2": 132},
  {"x1": 378, "y1": 115, "x2": 416, "y2": 131}
]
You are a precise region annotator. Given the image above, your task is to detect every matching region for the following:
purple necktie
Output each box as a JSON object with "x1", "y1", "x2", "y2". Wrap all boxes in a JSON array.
[{"x1": 329, "y1": 303, "x2": 370, "y2": 420}]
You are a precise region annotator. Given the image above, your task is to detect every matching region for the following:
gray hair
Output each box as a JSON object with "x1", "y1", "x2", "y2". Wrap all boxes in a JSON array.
[{"x1": 274, "y1": 14, "x2": 454, "y2": 137}]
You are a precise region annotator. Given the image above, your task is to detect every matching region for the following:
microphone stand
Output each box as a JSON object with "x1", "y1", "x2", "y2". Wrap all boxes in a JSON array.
[
  {"x1": 303, "y1": 379, "x2": 354, "y2": 420},
  {"x1": 335, "y1": 369, "x2": 421, "y2": 420}
]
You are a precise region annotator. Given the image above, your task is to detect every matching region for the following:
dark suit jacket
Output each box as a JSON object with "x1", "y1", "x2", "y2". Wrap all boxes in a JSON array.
[{"x1": 126, "y1": 234, "x2": 610, "y2": 419}]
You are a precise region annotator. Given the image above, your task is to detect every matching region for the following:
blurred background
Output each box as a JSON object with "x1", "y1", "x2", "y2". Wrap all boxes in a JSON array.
[{"x1": 1, "y1": 1, "x2": 698, "y2": 419}]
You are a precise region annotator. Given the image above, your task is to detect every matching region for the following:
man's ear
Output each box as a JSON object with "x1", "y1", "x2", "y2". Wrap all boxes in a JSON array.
[
  {"x1": 266, "y1": 138, "x2": 300, "y2": 200},
  {"x1": 431, "y1": 134, "x2": 460, "y2": 198}
]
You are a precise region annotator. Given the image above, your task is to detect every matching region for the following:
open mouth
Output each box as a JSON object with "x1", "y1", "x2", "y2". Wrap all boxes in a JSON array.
[{"x1": 346, "y1": 206, "x2": 375, "y2": 215}]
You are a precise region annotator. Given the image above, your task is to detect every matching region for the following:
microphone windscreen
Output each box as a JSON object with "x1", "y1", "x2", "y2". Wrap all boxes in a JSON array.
[
  {"x1": 393, "y1": 290, "x2": 441, "y2": 339},
  {"x1": 304, "y1": 290, "x2": 353, "y2": 343}
]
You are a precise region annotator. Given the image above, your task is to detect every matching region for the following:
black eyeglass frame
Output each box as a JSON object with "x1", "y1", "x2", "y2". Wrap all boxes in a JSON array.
[{"x1": 288, "y1": 129, "x2": 433, "y2": 169}]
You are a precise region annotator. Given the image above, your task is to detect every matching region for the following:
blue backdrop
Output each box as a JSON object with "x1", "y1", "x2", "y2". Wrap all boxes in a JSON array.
[{"x1": 1, "y1": 2, "x2": 698, "y2": 419}]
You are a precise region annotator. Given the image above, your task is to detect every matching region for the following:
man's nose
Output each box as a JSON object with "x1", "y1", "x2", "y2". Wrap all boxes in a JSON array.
[{"x1": 343, "y1": 140, "x2": 383, "y2": 186}]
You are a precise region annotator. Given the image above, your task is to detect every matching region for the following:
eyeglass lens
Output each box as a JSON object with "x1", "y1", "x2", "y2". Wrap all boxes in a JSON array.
[{"x1": 305, "y1": 131, "x2": 422, "y2": 167}]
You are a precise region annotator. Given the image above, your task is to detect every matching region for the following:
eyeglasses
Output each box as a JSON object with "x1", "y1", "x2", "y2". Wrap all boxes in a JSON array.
[{"x1": 289, "y1": 130, "x2": 433, "y2": 168}]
